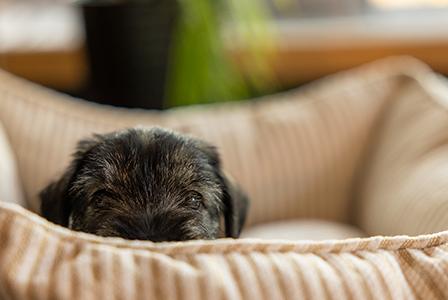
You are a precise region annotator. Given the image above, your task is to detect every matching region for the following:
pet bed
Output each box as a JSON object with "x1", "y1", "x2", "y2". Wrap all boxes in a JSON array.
[{"x1": 1, "y1": 57, "x2": 448, "y2": 299}]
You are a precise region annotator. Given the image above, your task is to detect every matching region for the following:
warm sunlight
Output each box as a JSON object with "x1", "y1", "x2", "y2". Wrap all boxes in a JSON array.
[{"x1": 370, "y1": 0, "x2": 448, "y2": 9}]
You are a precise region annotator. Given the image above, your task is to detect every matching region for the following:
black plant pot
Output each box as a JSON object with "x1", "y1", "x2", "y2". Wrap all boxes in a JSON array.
[{"x1": 81, "y1": 0, "x2": 178, "y2": 109}]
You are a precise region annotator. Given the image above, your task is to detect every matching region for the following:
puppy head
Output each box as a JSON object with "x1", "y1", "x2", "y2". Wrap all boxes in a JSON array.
[{"x1": 40, "y1": 127, "x2": 248, "y2": 241}]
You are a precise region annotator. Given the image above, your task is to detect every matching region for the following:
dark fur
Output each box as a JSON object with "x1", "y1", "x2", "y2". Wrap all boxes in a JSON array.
[{"x1": 40, "y1": 127, "x2": 249, "y2": 241}]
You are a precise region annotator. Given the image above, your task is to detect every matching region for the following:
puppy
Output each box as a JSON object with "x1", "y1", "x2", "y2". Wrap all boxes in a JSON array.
[{"x1": 40, "y1": 127, "x2": 249, "y2": 241}]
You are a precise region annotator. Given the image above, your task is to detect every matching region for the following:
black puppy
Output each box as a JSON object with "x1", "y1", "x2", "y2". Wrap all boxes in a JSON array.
[{"x1": 40, "y1": 127, "x2": 249, "y2": 241}]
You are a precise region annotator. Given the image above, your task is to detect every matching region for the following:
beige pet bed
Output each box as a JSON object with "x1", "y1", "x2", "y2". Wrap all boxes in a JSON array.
[{"x1": 1, "y1": 57, "x2": 448, "y2": 299}]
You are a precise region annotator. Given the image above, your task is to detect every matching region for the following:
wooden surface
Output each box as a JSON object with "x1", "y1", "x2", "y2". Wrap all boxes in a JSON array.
[
  {"x1": 2, "y1": 42, "x2": 448, "y2": 93},
  {"x1": 1, "y1": 12, "x2": 448, "y2": 92},
  {"x1": 0, "y1": 48, "x2": 87, "y2": 92},
  {"x1": 270, "y1": 42, "x2": 448, "y2": 87},
  {"x1": 269, "y1": 13, "x2": 448, "y2": 86}
]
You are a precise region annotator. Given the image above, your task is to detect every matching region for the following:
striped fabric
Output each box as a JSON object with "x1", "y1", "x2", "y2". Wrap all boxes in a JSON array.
[
  {"x1": 1, "y1": 56, "x2": 448, "y2": 299},
  {"x1": 355, "y1": 71, "x2": 448, "y2": 236},
  {"x1": 0, "y1": 122, "x2": 25, "y2": 207},
  {"x1": 1, "y1": 56, "x2": 443, "y2": 231},
  {"x1": 1, "y1": 202, "x2": 448, "y2": 300}
]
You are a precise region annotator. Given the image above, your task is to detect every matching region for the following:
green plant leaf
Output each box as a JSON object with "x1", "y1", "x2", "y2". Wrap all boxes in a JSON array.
[{"x1": 166, "y1": 0, "x2": 276, "y2": 107}]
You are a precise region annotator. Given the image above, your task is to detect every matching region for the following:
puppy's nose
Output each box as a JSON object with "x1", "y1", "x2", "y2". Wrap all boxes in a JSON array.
[
  {"x1": 130, "y1": 212, "x2": 189, "y2": 242},
  {"x1": 145, "y1": 234, "x2": 171, "y2": 242},
  {"x1": 137, "y1": 230, "x2": 184, "y2": 242},
  {"x1": 118, "y1": 227, "x2": 181, "y2": 242}
]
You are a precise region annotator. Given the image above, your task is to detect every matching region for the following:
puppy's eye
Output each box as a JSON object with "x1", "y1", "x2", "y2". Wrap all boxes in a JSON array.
[
  {"x1": 92, "y1": 189, "x2": 115, "y2": 206},
  {"x1": 188, "y1": 192, "x2": 203, "y2": 210},
  {"x1": 92, "y1": 189, "x2": 115, "y2": 200}
]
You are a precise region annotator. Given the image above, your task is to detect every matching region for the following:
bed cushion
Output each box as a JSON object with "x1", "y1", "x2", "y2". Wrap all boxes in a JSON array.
[
  {"x1": 356, "y1": 71, "x2": 448, "y2": 236},
  {"x1": 0, "y1": 122, "x2": 25, "y2": 207},
  {"x1": 0, "y1": 56, "x2": 414, "y2": 227},
  {"x1": 2, "y1": 57, "x2": 448, "y2": 300},
  {"x1": 1, "y1": 202, "x2": 448, "y2": 300},
  {"x1": 242, "y1": 220, "x2": 365, "y2": 240}
]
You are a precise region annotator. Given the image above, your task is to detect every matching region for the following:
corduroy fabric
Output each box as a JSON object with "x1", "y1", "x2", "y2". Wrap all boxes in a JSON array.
[
  {"x1": 0, "y1": 56, "x2": 441, "y2": 231},
  {"x1": 1, "y1": 202, "x2": 448, "y2": 300},
  {"x1": 355, "y1": 71, "x2": 448, "y2": 236},
  {"x1": 1, "y1": 57, "x2": 448, "y2": 300},
  {"x1": 0, "y1": 121, "x2": 25, "y2": 207}
]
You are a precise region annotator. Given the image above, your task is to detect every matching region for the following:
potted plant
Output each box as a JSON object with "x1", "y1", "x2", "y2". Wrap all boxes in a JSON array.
[
  {"x1": 81, "y1": 0, "x2": 179, "y2": 109},
  {"x1": 80, "y1": 0, "x2": 276, "y2": 109},
  {"x1": 167, "y1": 0, "x2": 277, "y2": 107}
]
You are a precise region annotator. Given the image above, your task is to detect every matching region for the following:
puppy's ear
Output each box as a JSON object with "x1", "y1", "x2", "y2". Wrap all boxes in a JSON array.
[
  {"x1": 39, "y1": 169, "x2": 75, "y2": 226},
  {"x1": 40, "y1": 137, "x2": 99, "y2": 226},
  {"x1": 221, "y1": 173, "x2": 249, "y2": 238},
  {"x1": 195, "y1": 139, "x2": 249, "y2": 237}
]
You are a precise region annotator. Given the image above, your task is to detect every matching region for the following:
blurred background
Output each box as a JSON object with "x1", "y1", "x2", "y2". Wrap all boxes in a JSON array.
[{"x1": 0, "y1": 0, "x2": 447, "y2": 109}]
